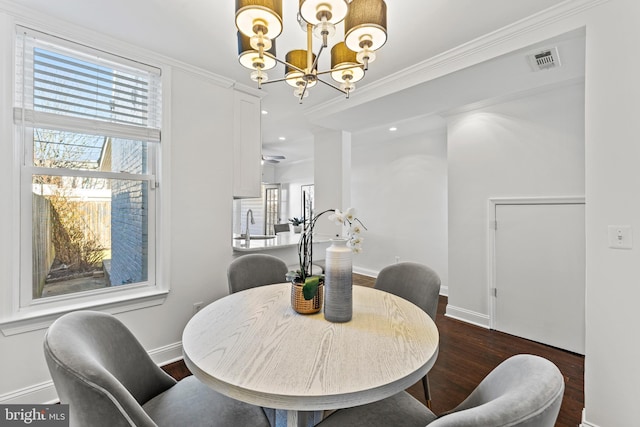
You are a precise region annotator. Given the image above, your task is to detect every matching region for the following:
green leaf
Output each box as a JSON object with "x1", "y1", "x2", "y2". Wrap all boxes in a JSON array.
[{"x1": 302, "y1": 276, "x2": 320, "y2": 300}]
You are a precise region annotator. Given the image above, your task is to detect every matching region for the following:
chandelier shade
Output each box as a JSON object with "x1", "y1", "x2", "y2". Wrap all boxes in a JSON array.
[
  {"x1": 235, "y1": 0, "x2": 283, "y2": 39},
  {"x1": 285, "y1": 50, "x2": 317, "y2": 88},
  {"x1": 299, "y1": 0, "x2": 349, "y2": 25},
  {"x1": 344, "y1": 0, "x2": 388, "y2": 53},
  {"x1": 237, "y1": 32, "x2": 277, "y2": 70},
  {"x1": 330, "y1": 42, "x2": 365, "y2": 83}
]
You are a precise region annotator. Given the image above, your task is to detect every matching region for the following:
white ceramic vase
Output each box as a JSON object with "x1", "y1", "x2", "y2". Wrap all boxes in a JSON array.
[{"x1": 324, "y1": 239, "x2": 352, "y2": 322}]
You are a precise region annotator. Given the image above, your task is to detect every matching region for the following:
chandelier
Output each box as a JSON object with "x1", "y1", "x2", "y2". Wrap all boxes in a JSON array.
[{"x1": 235, "y1": 0, "x2": 388, "y2": 103}]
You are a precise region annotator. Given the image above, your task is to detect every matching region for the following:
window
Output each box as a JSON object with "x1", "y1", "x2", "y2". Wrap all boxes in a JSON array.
[{"x1": 14, "y1": 27, "x2": 162, "y2": 308}]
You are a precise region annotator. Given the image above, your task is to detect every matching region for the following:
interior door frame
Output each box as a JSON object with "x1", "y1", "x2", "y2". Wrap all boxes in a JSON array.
[{"x1": 487, "y1": 196, "x2": 585, "y2": 329}]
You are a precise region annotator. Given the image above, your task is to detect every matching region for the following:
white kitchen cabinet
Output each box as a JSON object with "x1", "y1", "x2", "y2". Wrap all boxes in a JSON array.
[{"x1": 233, "y1": 90, "x2": 261, "y2": 198}]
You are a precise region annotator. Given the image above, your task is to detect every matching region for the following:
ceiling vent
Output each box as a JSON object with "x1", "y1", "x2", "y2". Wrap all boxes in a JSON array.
[{"x1": 528, "y1": 47, "x2": 561, "y2": 71}]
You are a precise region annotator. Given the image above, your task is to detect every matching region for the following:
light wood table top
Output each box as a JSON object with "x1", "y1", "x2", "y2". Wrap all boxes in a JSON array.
[{"x1": 182, "y1": 283, "x2": 439, "y2": 427}]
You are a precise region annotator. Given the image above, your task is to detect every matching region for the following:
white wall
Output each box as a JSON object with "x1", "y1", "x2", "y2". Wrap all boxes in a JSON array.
[
  {"x1": 313, "y1": 129, "x2": 352, "y2": 238},
  {"x1": 583, "y1": 0, "x2": 640, "y2": 424},
  {"x1": 447, "y1": 82, "x2": 585, "y2": 325},
  {"x1": 0, "y1": 10, "x2": 236, "y2": 401},
  {"x1": 351, "y1": 128, "x2": 449, "y2": 290},
  {"x1": 166, "y1": 68, "x2": 235, "y2": 303}
]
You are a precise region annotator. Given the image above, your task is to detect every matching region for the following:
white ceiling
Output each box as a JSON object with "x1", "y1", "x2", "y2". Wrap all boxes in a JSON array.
[{"x1": 4, "y1": 0, "x2": 583, "y2": 163}]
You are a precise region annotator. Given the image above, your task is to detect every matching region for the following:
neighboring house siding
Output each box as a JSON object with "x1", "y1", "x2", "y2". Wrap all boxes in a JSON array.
[{"x1": 110, "y1": 141, "x2": 148, "y2": 286}]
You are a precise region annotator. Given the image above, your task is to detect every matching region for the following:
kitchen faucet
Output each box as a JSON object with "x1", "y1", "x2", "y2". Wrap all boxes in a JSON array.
[{"x1": 245, "y1": 209, "x2": 255, "y2": 246}]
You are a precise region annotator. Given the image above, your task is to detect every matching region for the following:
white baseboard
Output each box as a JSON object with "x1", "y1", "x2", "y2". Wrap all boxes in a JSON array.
[
  {"x1": 445, "y1": 304, "x2": 490, "y2": 329},
  {"x1": 0, "y1": 341, "x2": 183, "y2": 404},
  {"x1": 352, "y1": 266, "x2": 377, "y2": 277},
  {"x1": 0, "y1": 380, "x2": 58, "y2": 405},
  {"x1": 580, "y1": 409, "x2": 600, "y2": 427},
  {"x1": 148, "y1": 341, "x2": 183, "y2": 365}
]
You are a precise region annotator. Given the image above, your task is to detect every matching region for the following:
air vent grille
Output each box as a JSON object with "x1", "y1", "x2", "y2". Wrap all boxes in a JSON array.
[{"x1": 528, "y1": 47, "x2": 561, "y2": 71}]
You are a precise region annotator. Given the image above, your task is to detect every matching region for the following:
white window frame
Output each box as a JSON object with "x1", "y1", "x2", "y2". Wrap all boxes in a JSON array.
[{"x1": 0, "y1": 22, "x2": 171, "y2": 336}]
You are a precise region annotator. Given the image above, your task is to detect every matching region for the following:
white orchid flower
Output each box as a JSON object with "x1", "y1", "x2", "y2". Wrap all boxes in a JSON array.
[
  {"x1": 350, "y1": 236, "x2": 363, "y2": 245},
  {"x1": 328, "y1": 209, "x2": 345, "y2": 225},
  {"x1": 325, "y1": 207, "x2": 366, "y2": 253},
  {"x1": 349, "y1": 224, "x2": 363, "y2": 235},
  {"x1": 344, "y1": 207, "x2": 356, "y2": 223}
]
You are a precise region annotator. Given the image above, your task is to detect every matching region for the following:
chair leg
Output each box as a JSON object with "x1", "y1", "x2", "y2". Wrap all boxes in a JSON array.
[{"x1": 422, "y1": 374, "x2": 432, "y2": 409}]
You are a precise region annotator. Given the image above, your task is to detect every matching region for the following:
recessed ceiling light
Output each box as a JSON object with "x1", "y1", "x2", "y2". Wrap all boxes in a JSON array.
[
  {"x1": 389, "y1": 127, "x2": 397, "y2": 132},
  {"x1": 278, "y1": 136, "x2": 286, "y2": 141},
  {"x1": 261, "y1": 110, "x2": 268, "y2": 115}
]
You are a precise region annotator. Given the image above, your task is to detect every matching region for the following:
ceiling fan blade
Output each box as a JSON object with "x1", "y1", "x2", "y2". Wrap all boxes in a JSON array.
[{"x1": 262, "y1": 154, "x2": 285, "y2": 165}]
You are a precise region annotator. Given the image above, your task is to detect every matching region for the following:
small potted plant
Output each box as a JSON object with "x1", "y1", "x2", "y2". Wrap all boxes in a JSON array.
[
  {"x1": 286, "y1": 211, "x2": 329, "y2": 314},
  {"x1": 288, "y1": 217, "x2": 304, "y2": 233}
]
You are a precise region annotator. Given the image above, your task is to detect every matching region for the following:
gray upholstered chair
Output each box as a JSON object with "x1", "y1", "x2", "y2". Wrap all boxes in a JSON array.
[
  {"x1": 43, "y1": 310, "x2": 271, "y2": 427},
  {"x1": 227, "y1": 253, "x2": 288, "y2": 294},
  {"x1": 317, "y1": 354, "x2": 564, "y2": 427},
  {"x1": 374, "y1": 262, "x2": 441, "y2": 406},
  {"x1": 227, "y1": 254, "x2": 289, "y2": 426}
]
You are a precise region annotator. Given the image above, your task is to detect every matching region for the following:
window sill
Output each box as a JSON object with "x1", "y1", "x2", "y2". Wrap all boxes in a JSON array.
[{"x1": 0, "y1": 289, "x2": 169, "y2": 336}]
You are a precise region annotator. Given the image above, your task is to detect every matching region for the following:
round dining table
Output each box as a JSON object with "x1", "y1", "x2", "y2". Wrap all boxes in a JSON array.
[{"x1": 182, "y1": 283, "x2": 439, "y2": 427}]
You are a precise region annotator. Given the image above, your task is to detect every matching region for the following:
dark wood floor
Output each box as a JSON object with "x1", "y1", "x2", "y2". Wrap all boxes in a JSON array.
[{"x1": 164, "y1": 274, "x2": 584, "y2": 427}]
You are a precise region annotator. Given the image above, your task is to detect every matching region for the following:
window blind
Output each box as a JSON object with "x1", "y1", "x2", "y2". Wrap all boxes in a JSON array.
[{"x1": 14, "y1": 28, "x2": 162, "y2": 142}]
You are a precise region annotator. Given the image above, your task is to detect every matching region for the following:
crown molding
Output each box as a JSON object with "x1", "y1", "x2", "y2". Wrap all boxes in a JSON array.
[{"x1": 306, "y1": 0, "x2": 608, "y2": 118}]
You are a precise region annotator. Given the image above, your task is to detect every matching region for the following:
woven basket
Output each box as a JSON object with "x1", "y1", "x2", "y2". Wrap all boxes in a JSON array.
[{"x1": 291, "y1": 281, "x2": 324, "y2": 314}]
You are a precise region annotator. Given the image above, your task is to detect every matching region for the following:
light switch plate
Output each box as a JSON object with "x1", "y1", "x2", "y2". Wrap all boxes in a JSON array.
[{"x1": 608, "y1": 225, "x2": 633, "y2": 249}]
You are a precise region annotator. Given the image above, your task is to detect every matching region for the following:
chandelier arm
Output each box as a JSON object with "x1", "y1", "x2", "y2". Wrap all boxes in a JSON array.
[
  {"x1": 258, "y1": 75, "x2": 309, "y2": 85},
  {"x1": 315, "y1": 77, "x2": 348, "y2": 95},
  {"x1": 310, "y1": 43, "x2": 324, "y2": 72}
]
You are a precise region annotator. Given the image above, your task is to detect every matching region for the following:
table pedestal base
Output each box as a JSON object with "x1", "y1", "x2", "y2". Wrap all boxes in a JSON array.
[{"x1": 274, "y1": 409, "x2": 323, "y2": 427}]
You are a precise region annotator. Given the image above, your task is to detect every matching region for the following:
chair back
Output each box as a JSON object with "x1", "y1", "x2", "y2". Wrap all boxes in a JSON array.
[
  {"x1": 228, "y1": 253, "x2": 289, "y2": 293},
  {"x1": 43, "y1": 311, "x2": 176, "y2": 427},
  {"x1": 430, "y1": 354, "x2": 564, "y2": 427},
  {"x1": 375, "y1": 262, "x2": 441, "y2": 320}
]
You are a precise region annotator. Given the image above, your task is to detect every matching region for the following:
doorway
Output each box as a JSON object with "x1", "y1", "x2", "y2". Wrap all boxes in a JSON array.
[
  {"x1": 264, "y1": 186, "x2": 280, "y2": 235},
  {"x1": 489, "y1": 197, "x2": 585, "y2": 354}
]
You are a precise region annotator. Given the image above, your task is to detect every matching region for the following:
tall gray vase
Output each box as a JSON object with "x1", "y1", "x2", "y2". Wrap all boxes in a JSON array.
[{"x1": 324, "y1": 239, "x2": 352, "y2": 322}]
